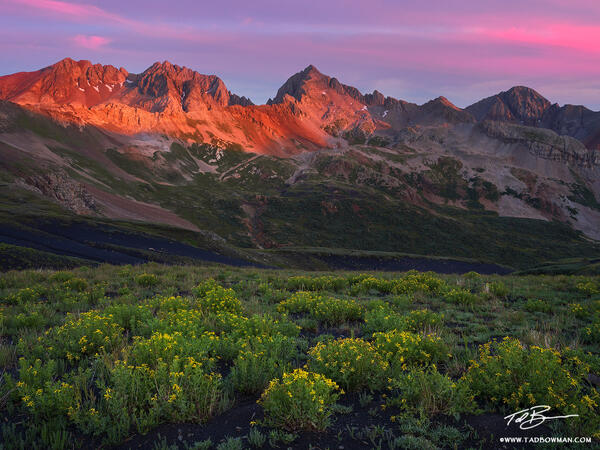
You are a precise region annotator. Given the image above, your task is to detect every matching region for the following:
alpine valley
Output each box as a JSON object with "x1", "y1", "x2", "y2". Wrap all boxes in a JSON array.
[{"x1": 1, "y1": 58, "x2": 599, "y2": 271}]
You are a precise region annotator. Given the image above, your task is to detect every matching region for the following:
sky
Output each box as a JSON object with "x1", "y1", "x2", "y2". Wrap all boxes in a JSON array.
[{"x1": 1, "y1": 0, "x2": 599, "y2": 109}]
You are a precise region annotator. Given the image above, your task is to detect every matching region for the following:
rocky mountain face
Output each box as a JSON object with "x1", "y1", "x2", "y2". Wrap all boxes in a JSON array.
[
  {"x1": 0, "y1": 58, "x2": 128, "y2": 108},
  {"x1": 0, "y1": 58, "x2": 599, "y2": 262},
  {"x1": 2, "y1": 59, "x2": 599, "y2": 155},
  {"x1": 466, "y1": 86, "x2": 600, "y2": 151},
  {"x1": 130, "y1": 61, "x2": 253, "y2": 112},
  {"x1": 466, "y1": 86, "x2": 551, "y2": 125},
  {"x1": 0, "y1": 58, "x2": 253, "y2": 112}
]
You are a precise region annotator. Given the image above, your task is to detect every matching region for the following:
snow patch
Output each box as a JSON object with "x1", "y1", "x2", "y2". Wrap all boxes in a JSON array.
[
  {"x1": 78, "y1": 87, "x2": 85, "y2": 92},
  {"x1": 92, "y1": 86, "x2": 99, "y2": 92},
  {"x1": 321, "y1": 91, "x2": 327, "y2": 95},
  {"x1": 361, "y1": 105, "x2": 367, "y2": 111},
  {"x1": 382, "y1": 110, "x2": 388, "y2": 117},
  {"x1": 106, "y1": 84, "x2": 113, "y2": 92}
]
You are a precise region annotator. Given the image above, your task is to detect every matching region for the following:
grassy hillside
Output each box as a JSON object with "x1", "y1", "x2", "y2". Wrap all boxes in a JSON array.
[{"x1": 2, "y1": 103, "x2": 599, "y2": 270}]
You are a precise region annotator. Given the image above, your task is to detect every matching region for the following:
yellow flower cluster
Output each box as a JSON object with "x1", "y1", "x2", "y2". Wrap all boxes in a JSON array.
[
  {"x1": 308, "y1": 338, "x2": 389, "y2": 391},
  {"x1": 259, "y1": 368, "x2": 340, "y2": 431},
  {"x1": 373, "y1": 329, "x2": 449, "y2": 370},
  {"x1": 278, "y1": 291, "x2": 363, "y2": 325},
  {"x1": 462, "y1": 337, "x2": 600, "y2": 418}
]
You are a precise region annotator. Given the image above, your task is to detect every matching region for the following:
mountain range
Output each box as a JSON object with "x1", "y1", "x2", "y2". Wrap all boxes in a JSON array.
[{"x1": 0, "y1": 58, "x2": 599, "y2": 270}]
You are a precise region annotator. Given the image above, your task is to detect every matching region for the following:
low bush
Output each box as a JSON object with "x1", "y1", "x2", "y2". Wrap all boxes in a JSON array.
[
  {"x1": 583, "y1": 317, "x2": 600, "y2": 344},
  {"x1": 258, "y1": 369, "x2": 340, "y2": 431},
  {"x1": 363, "y1": 307, "x2": 442, "y2": 335},
  {"x1": 386, "y1": 368, "x2": 471, "y2": 415},
  {"x1": 462, "y1": 337, "x2": 599, "y2": 432},
  {"x1": 89, "y1": 358, "x2": 224, "y2": 442},
  {"x1": 48, "y1": 311, "x2": 125, "y2": 362},
  {"x1": 311, "y1": 297, "x2": 363, "y2": 326},
  {"x1": 278, "y1": 292, "x2": 363, "y2": 326},
  {"x1": 487, "y1": 281, "x2": 509, "y2": 298},
  {"x1": 307, "y1": 338, "x2": 388, "y2": 391},
  {"x1": 524, "y1": 298, "x2": 552, "y2": 313},
  {"x1": 197, "y1": 286, "x2": 243, "y2": 315},
  {"x1": 568, "y1": 303, "x2": 587, "y2": 319},
  {"x1": 443, "y1": 288, "x2": 480, "y2": 305},
  {"x1": 577, "y1": 280, "x2": 599, "y2": 296},
  {"x1": 373, "y1": 330, "x2": 450, "y2": 373},
  {"x1": 135, "y1": 273, "x2": 159, "y2": 288},
  {"x1": 285, "y1": 275, "x2": 347, "y2": 292},
  {"x1": 229, "y1": 335, "x2": 299, "y2": 394}
]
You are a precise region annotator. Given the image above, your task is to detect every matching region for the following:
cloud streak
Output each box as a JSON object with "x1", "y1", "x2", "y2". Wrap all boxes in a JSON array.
[{"x1": 72, "y1": 34, "x2": 111, "y2": 50}]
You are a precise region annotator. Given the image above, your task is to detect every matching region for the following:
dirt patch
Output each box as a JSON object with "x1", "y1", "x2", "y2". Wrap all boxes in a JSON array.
[{"x1": 84, "y1": 183, "x2": 200, "y2": 231}]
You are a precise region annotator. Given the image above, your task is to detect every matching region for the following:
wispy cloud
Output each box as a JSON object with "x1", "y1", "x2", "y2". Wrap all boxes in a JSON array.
[
  {"x1": 10, "y1": 0, "x2": 128, "y2": 23},
  {"x1": 72, "y1": 34, "x2": 111, "y2": 50}
]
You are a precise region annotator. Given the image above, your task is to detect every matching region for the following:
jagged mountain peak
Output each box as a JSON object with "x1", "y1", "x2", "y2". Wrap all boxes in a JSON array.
[
  {"x1": 466, "y1": 85, "x2": 551, "y2": 125},
  {"x1": 133, "y1": 61, "x2": 253, "y2": 109},
  {"x1": 430, "y1": 96, "x2": 461, "y2": 110},
  {"x1": 268, "y1": 65, "x2": 329, "y2": 104},
  {"x1": 303, "y1": 64, "x2": 321, "y2": 75},
  {"x1": 0, "y1": 57, "x2": 128, "y2": 106},
  {"x1": 268, "y1": 64, "x2": 401, "y2": 108}
]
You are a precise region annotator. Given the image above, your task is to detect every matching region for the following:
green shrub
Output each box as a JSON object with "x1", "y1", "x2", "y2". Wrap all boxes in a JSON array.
[
  {"x1": 63, "y1": 278, "x2": 88, "y2": 292},
  {"x1": 192, "y1": 278, "x2": 221, "y2": 297},
  {"x1": 127, "y1": 332, "x2": 217, "y2": 369},
  {"x1": 15, "y1": 358, "x2": 77, "y2": 420},
  {"x1": 2, "y1": 286, "x2": 43, "y2": 304},
  {"x1": 197, "y1": 286, "x2": 243, "y2": 315},
  {"x1": 278, "y1": 292, "x2": 363, "y2": 325},
  {"x1": 488, "y1": 281, "x2": 509, "y2": 298},
  {"x1": 386, "y1": 369, "x2": 471, "y2": 415},
  {"x1": 349, "y1": 276, "x2": 395, "y2": 294},
  {"x1": 258, "y1": 369, "x2": 340, "y2": 431},
  {"x1": 49, "y1": 311, "x2": 125, "y2": 362},
  {"x1": 229, "y1": 335, "x2": 299, "y2": 394},
  {"x1": 401, "y1": 309, "x2": 443, "y2": 333},
  {"x1": 462, "y1": 337, "x2": 599, "y2": 432},
  {"x1": 569, "y1": 303, "x2": 587, "y2": 319},
  {"x1": 104, "y1": 303, "x2": 154, "y2": 335},
  {"x1": 524, "y1": 298, "x2": 552, "y2": 313},
  {"x1": 349, "y1": 273, "x2": 449, "y2": 295},
  {"x1": 308, "y1": 338, "x2": 388, "y2": 391},
  {"x1": 443, "y1": 288, "x2": 480, "y2": 305},
  {"x1": 577, "y1": 280, "x2": 599, "y2": 296},
  {"x1": 583, "y1": 317, "x2": 600, "y2": 343},
  {"x1": 373, "y1": 330, "x2": 450, "y2": 374},
  {"x1": 277, "y1": 291, "x2": 317, "y2": 313},
  {"x1": 393, "y1": 273, "x2": 448, "y2": 296},
  {"x1": 49, "y1": 271, "x2": 74, "y2": 282},
  {"x1": 135, "y1": 273, "x2": 159, "y2": 287},
  {"x1": 363, "y1": 305, "x2": 405, "y2": 335},
  {"x1": 285, "y1": 275, "x2": 347, "y2": 292},
  {"x1": 311, "y1": 297, "x2": 364, "y2": 326},
  {"x1": 363, "y1": 307, "x2": 442, "y2": 335},
  {"x1": 257, "y1": 283, "x2": 288, "y2": 303},
  {"x1": 92, "y1": 358, "x2": 224, "y2": 441}
]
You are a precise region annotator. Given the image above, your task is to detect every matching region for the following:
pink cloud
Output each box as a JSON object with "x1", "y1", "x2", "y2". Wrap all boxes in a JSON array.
[
  {"x1": 72, "y1": 35, "x2": 111, "y2": 50},
  {"x1": 11, "y1": 0, "x2": 125, "y2": 22},
  {"x1": 465, "y1": 23, "x2": 600, "y2": 54}
]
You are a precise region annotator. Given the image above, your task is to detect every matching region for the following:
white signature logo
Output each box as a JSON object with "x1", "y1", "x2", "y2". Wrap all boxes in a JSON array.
[{"x1": 504, "y1": 405, "x2": 579, "y2": 430}]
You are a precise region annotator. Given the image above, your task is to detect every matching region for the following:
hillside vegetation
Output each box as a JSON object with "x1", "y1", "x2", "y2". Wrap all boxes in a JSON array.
[{"x1": 0, "y1": 265, "x2": 598, "y2": 448}]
